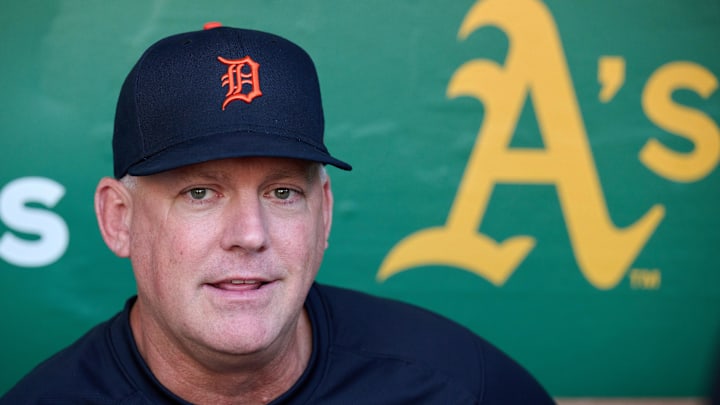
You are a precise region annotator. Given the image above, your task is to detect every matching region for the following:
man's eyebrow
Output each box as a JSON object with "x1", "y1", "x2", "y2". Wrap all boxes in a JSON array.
[
  {"x1": 264, "y1": 166, "x2": 317, "y2": 184},
  {"x1": 156, "y1": 167, "x2": 238, "y2": 189},
  {"x1": 168, "y1": 163, "x2": 318, "y2": 185},
  {"x1": 175, "y1": 171, "x2": 229, "y2": 183}
]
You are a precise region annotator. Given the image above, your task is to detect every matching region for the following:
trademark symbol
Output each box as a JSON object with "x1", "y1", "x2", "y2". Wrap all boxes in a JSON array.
[{"x1": 629, "y1": 268, "x2": 661, "y2": 290}]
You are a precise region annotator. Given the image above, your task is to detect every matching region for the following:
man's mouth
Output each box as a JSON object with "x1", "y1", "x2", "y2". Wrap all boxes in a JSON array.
[{"x1": 211, "y1": 279, "x2": 266, "y2": 291}]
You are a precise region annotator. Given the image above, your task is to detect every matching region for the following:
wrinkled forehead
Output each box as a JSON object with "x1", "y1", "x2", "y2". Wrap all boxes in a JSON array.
[{"x1": 133, "y1": 157, "x2": 324, "y2": 187}]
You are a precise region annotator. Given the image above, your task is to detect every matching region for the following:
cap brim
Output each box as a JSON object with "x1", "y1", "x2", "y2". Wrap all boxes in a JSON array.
[{"x1": 126, "y1": 130, "x2": 352, "y2": 176}]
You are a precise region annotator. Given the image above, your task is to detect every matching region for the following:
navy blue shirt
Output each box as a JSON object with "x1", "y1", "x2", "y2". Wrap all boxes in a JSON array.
[{"x1": 1, "y1": 283, "x2": 554, "y2": 404}]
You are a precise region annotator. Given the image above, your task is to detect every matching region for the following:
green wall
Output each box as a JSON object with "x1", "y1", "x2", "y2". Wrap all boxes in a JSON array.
[{"x1": 1, "y1": 0, "x2": 719, "y2": 398}]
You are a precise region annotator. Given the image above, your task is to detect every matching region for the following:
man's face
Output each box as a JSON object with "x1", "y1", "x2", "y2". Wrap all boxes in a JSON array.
[{"x1": 125, "y1": 157, "x2": 332, "y2": 359}]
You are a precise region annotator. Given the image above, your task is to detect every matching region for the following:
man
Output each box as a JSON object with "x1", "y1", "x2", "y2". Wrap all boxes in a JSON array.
[{"x1": 1, "y1": 24, "x2": 554, "y2": 404}]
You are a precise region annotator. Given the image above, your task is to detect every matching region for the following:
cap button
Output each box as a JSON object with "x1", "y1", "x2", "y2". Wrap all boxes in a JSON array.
[{"x1": 203, "y1": 21, "x2": 222, "y2": 30}]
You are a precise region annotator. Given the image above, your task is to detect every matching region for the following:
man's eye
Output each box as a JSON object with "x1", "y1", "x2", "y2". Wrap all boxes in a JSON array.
[
  {"x1": 273, "y1": 188, "x2": 292, "y2": 200},
  {"x1": 188, "y1": 188, "x2": 210, "y2": 200}
]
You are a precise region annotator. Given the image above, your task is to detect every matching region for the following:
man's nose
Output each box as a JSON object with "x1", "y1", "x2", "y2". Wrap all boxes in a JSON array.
[{"x1": 220, "y1": 194, "x2": 269, "y2": 253}]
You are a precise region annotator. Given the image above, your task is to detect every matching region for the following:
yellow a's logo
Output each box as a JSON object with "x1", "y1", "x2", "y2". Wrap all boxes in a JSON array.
[{"x1": 377, "y1": 0, "x2": 666, "y2": 289}]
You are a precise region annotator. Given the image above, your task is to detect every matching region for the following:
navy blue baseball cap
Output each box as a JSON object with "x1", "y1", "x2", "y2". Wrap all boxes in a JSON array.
[{"x1": 113, "y1": 24, "x2": 351, "y2": 179}]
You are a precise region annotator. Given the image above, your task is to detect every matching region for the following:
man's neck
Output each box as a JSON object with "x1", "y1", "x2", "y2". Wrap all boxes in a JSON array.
[{"x1": 129, "y1": 303, "x2": 313, "y2": 404}]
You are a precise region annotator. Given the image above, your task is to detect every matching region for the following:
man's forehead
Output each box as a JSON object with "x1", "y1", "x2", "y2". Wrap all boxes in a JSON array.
[{"x1": 144, "y1": 157, "x2": 320, "y2": 184}]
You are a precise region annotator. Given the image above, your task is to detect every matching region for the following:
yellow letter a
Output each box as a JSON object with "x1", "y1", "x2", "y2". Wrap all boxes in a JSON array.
[{"x1": 378, "y1": 0, "x2": 665, "y2": 289}]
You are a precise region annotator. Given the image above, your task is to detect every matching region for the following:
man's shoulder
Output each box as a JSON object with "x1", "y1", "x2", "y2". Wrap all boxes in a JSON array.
[
  {"x1": 314, "y1": 283, "x2": 484, "y2": 369},
  {"x1": 316, "y1": 283, "x2": 477, "y2": 344},
  {"x1": 311, "y1": 283, "x2": 555, "y2": 404},
  {"x1": 1, "y1": 306, "x2": 146, "y2": 404}
]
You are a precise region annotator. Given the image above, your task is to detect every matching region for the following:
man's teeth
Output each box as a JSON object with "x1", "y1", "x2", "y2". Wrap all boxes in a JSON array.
[{"x1": 229, "y1": 280, "x2": 259, "y2": 285}]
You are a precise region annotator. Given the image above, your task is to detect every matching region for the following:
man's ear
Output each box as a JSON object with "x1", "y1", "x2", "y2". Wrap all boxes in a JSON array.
[
  {"x1": 95, "y1": 177, "x2": 132, "y2": 258},
  {"x1": 321, "y1": 173, "x2": 334, "y2": 249}
]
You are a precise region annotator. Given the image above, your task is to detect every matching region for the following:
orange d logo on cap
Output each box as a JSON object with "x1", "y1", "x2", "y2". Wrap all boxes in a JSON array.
[{"x1": 218, "y1": 56, "x2": 263, "y2": 110}]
